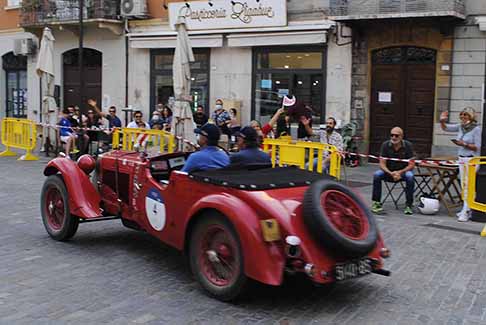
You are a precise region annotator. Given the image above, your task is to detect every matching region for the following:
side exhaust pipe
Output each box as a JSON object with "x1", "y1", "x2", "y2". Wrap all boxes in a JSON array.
[{"x1": 372, "y1": 269, "x2": 391, "y2": 277}]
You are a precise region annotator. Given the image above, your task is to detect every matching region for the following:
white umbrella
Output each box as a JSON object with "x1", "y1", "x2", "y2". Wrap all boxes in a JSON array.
[
  {"x1": 171, "y1": 16, "x2": 196, "y2": 151},
  {"x1": 35, "y1": 27, "x2": 57, "y2": 151}
]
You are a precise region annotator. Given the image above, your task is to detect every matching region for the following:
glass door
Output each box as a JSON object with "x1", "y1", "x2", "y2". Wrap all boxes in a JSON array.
[
  {"x1": 252, "y1": 47, "x2": 327, "y2": 124},
  {"x1": 6, "y1": 70, "x2": 27, "y2": 118},
  {"x1": 254, "y1": 72, "x2": 291, "y2": 124}
]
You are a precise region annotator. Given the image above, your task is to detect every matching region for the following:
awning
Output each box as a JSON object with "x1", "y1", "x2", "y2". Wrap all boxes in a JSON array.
[
  {"x1": 227, "y1": 31, "x2": 327, "y2": 47},
  {"x1": 130, "y1": 34, "x2": 223, "y2": 48},
  {"x1": 477, "y1": 16, "x2": 486, "y2": 31},
  {"x1": 128, "y1": 20, "x2": 334, "y2": 49}
]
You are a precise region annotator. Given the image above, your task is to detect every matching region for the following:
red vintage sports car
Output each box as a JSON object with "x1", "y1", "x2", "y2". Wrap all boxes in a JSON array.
[{"x1": 40, "y1": 151, "x2": 390, "y2": 301}]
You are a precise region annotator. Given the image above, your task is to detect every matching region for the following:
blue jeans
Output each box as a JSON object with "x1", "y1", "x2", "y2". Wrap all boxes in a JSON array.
[
  {"x1": 305, "y1": 157, "x2": 330, "y2": 174},
  {"x1": 372, "y1": 170, "x2": 415, "y2": 206}
]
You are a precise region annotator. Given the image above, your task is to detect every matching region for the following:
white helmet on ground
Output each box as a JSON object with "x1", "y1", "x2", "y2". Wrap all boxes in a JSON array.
[{"x1": 418, "y1": 197, "x2": 439, "y2": 215}]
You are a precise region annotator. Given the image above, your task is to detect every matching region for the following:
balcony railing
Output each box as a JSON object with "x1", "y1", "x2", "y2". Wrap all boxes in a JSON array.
[
  {"x1": 20, "y1": 0, "x2": 120, "y2": 27},
  {"x1": 329, "y1": 0, "x2": 465, "y2": 20}
]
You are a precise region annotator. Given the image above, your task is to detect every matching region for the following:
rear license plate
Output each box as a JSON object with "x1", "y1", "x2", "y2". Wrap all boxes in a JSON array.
[{"x1": 335, "y1": 258, "x2": 372, "y2": 281}]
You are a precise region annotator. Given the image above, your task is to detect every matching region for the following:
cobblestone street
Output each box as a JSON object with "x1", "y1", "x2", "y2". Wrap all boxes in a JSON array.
[{"x1": 2, "y1": 156, "x2": 486, "y2": 324}]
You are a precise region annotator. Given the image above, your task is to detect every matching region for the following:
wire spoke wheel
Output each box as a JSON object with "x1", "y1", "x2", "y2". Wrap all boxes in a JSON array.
[
  {"x1": 321, "y1": 190, "x2": 369, "y2": 240},
  {"x1": 303, "y1": 180, "x2": 378, "y2": 257},
  {"x1": 189, "y1": 214, "x2": 247, "y2": 301},
  {"x1": 198, "y1": 225, "x2": 240, "y2": 287},
  {"x1": 45, "y1": 186, "x2": 65, "y2": 231},
  {"x1": 40, "y1": 175, "x2": 79, "y2": 241}
]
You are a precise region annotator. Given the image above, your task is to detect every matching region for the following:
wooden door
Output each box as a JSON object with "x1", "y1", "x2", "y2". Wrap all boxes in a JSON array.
[
  {"x1": 405, "y1": 64, "x2": 435, "y2": 156},
  {"x1": 63, "y1": 49, "x2": 102, "y2": 112},
  {"x1": 370, "y1": 46, "x2": 436, "y2": 158}
]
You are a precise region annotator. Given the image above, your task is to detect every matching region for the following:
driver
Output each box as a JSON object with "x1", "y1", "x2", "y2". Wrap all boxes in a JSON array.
[
  {"x1": 230, "y1": 126, "x2": 271, "y2": 166},
  {"x1": 181, "y1": 123, "x2": 230, "y2": 173}
]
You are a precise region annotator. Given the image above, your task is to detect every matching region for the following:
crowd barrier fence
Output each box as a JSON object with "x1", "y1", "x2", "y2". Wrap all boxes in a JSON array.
[
  {"x1": 262, "y1": 138, "x2": 341, "y2": 180},
  {"x1": 0, "y1": 118, "x2": 39, "y2": 161}
]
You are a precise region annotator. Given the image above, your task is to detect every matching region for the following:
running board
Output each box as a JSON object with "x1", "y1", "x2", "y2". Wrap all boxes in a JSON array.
[{"x1": 79, "y1": 216, "x2": 120, "y2": 223}]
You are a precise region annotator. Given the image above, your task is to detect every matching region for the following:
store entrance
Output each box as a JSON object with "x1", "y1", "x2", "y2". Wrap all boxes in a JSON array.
[
  {"x1": 62, "y1": 48, "x2": 102, "y2": 112},
  {"x1": 2, "y1": 52, "x2": 27, "y2": 118},
  {"x1": 253, "y1": 47, "x2": 327, "y2": 125}
]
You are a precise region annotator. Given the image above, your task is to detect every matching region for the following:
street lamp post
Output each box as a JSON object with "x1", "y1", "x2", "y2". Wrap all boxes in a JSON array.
[
  {"x1": 471, "y1": 59, "x2": 486, "y2": 222},
  {"x1": 78, "y1": 0, "x2": 84, "y2": 111}
]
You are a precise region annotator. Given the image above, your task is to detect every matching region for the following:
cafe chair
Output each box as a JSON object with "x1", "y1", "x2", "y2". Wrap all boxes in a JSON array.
[{"x1": 382, "y1": 179, "x2": 407, "y2": 209}]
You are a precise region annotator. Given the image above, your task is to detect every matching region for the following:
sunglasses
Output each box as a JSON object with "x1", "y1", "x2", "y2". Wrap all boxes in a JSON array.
[
  {"x1": 135, "y1": 115, "x2": 142, "y2": 118},
  {"x1": 390, "y1": 134, "x2": 401, "y2": 138}
]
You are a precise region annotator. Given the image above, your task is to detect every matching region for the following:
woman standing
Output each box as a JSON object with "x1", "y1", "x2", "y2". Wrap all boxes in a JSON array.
[
  {"x1": 161, "y1": 106, "x2": 173, "y2": 132},
  {"x1": 440, "y1": 107, "x2": 482, "y2": 222}
]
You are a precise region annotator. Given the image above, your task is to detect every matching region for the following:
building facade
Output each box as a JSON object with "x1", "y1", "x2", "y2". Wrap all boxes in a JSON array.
[
  {"x1": 0, "y1": 0, "x2": 484, "y2": 155},
  {"x1": 128, "y1": 0, "x2": 352, "y2": 127},
  {"x1": 331, "y1": 0, "x2": 486, "y2": 157}
]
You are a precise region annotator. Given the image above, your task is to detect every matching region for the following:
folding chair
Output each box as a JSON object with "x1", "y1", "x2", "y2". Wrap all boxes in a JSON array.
[{"x1": 382, "y1": 180, "x2": 407, "y2": 209}]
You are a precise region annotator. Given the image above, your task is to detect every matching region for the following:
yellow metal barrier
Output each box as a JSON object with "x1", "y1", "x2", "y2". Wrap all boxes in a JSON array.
[
  {"x1": 466, "y1": 157, "x2": 486, "y2": 236},
  {"x1": 0, "y1": 118, "x2": 39, "y2": 161},
  {"x1": 112, "y1": 128, "x2": 175, "y2": 153},
  {"x1": 262, "y1": 138, "x2": 341, "y2": 179}
]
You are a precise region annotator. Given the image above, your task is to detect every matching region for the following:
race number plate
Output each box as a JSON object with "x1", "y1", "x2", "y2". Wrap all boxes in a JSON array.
[{"x1": 335, "y1": 258, "x2": 372, "y2": 281}]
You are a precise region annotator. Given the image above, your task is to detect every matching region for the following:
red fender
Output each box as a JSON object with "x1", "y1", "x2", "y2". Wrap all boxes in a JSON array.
[
  {"x1": 44, "y1": 158, "x2": 102, "y2": 219},
  {"x1": 184, "y1": 194, "x2": 285, "y2": 286}
]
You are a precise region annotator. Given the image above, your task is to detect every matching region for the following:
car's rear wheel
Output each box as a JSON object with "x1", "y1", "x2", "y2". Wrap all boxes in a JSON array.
[
  {"x1": 40, "y1": 175, "x2": 79, "y2": 241},
  {"x1": 303, "y1": 180, "x2": 378, "y2": 257},
  {"x1": 189, "y1": 213, "x2": 247, "y2": 301}
]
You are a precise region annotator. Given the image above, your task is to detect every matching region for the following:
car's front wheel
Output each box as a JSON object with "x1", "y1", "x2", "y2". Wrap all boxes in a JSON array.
[
  {"x1": 189, "y1": 213, "x2": 247, "y2": 301},
  {"x1": 40, "y1": 175, "x2": 79, "y2": 241}
]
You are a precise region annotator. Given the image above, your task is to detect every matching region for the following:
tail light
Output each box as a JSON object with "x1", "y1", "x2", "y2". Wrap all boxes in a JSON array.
[{"x1": 285, "y1": 235, "x2": 301, "y2": 257}]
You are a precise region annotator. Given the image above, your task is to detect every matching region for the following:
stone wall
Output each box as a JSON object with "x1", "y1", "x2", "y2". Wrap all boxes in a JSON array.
[
  {"x1": 433, "y1": 17, "x2": 486, "y2": 156},
  {"x1": 349, "y1": 20, "x2": 454, "y2": 155}
]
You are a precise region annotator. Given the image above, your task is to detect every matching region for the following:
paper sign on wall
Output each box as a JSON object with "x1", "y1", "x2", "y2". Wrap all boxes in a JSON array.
[
  {"x1": 278, "y1": 88, "x2": 289, "y2": 98},
  {"x1": 261, "y1": 79, "x2": 272, "y2": 89},
  {"x1": 378, "y1": 92, "x2": 392, "y2": 103}
]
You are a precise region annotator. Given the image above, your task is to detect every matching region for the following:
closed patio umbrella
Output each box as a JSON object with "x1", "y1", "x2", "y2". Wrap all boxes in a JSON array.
[
  {"x1": 35, "y1": 27, "x2": 57, "y2": 151},
  {"x1": 171, "y1": 16, "x2": 196, "y2": 151}
]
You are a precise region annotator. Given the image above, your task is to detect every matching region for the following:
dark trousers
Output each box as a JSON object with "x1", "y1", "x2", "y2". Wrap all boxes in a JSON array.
[{"x1": 372, "y1": 170, "x2": 415, "y2": 206}]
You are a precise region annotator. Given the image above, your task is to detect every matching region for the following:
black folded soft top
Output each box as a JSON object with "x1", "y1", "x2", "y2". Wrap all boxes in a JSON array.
[{"x1": 189, "y1": 166, "x2": 331, "y2": 190}]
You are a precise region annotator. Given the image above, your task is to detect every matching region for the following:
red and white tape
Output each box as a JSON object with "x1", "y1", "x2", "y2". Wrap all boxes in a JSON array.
[
  {"x1": 338, "y1": 151, "x2": 458, "y2": 166},
  {"x1": 36, "y1": 122, "x2": 200, "y2": 149}
]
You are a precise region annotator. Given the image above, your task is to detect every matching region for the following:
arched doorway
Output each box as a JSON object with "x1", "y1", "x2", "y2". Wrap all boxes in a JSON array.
[
  {"x1": 370, "y1": 46, "x2": 436, "y2": 158},
  {"x1": 62, "y1": 48, "x2": 102, "y2": 111},
  {"x1": 2, "y1": 52, "x2": 27, "y2": 118}
]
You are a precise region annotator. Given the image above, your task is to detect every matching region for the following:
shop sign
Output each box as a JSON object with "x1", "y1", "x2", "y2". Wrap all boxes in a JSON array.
[{"x1": 168, "y1": 0, "x2": 287, "y2": 30}]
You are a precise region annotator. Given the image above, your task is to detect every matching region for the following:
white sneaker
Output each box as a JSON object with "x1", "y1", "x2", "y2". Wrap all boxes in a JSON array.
[{"x1": 457, "y1": 211, "x2": 471, "y2": 222}]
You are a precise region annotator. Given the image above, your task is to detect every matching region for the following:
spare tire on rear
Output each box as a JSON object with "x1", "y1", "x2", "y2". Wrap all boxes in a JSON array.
[{"x1": 303, "y1": 179, "x2": 378, "y2": 257}]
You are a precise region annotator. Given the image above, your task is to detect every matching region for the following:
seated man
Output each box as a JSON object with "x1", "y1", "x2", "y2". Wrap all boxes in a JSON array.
[
  {"x1": 58, "y1": 108, "x2": 77, "y2": 159},
  {"x1": 371, "y1": 127, "x2": 415, "y2": 215},
  {"x1": 230, "y1": 126, "x2": 271, "y2": 166},
  {"x1": 181, "y1": 123, "x2": 230, "y2": 173},
  {"x1": 303, "y1": 116, "x2": 344, "y2": 173}
]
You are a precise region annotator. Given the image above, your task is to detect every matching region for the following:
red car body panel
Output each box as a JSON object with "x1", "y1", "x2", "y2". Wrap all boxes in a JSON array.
[
  {"x1": 44, "y1": 158, "x2": 102, "y2": 219},
  {"x1": 43, "y1": 150, "x2": 387, "y2": 287}
]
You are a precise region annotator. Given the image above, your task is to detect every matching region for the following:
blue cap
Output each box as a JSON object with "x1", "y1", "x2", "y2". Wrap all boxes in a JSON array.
[{"x1": 194, "y1": 123, "x2": 221, "y2": 143}]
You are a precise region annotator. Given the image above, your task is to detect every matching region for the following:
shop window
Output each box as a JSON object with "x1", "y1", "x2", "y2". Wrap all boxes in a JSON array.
[
  {"x1": 2, "y1": 52, "x2": 27, "y2": 118},
  {"x1": 253, "y1": 47, "x2": 326, "y2": 125},
  {"x1": 257, "y1": 52, "x2": 323, "y2": 70},
  {"x1": 6, "y1": 0, "x2": 20, "y2": 7},
  {"x1": 151, "y1": 49, "x2": 210, "y2": 114}
]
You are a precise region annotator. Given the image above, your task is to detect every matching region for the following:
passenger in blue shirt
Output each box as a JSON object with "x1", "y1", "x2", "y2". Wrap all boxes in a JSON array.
[
  {"x1": 58, "y1": 108, "x2": 77, "y2": 158},
  {"x1": 230, "y1": 126, "x2": 271, "y2": 166},
  {"x1": 181, "y1": 123, "x2": 230, "y2": 173}
]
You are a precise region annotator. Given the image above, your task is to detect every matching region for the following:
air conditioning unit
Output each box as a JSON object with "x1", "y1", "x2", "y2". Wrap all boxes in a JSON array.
[
  {"x1": 13, "y1": 38, "x2": 36, "y2": 56},
  {"x1": 120, "y1": 0, "x2": 147, "y2": 17}
]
